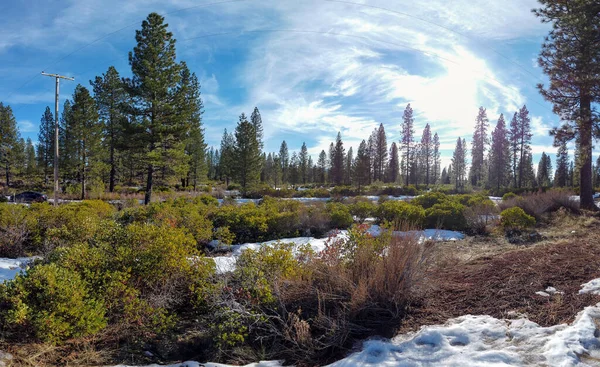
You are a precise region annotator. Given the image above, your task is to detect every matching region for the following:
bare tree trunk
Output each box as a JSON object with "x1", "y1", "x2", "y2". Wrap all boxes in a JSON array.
[
  {"x1": 145, "y1": 164, "x2": 153, "y2": 205},
  {"x1": 579, "y1": 96, "x2": 597, "y2": 210}
]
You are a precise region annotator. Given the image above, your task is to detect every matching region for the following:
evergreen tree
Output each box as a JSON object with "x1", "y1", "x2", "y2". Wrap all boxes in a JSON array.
[
  {"x1": 289, "y1": 152, "x2": 299, "y2": 186},
  {"x1": 37, "y1": 106, "x2": 55, "y2": 185},
  {"x1": 271, "y1": 154, "x2": 282, "y2": 188},
  {"x1": 330, "y1": 132, "x2": 345, "y2": 185},
  {"x1": 441, "y1": 167, "x2": 449, "y2": 185},
  {"x1": 521, "y1": 151, "x2": 536, "y2": 188},
  {"x1": 127, "y1": 12, "x2": 187, "y2": 204},
  {"x1": 317, "y1": 150, "x2": 327, "y2": 184},
  {"x1": 400, "y1": 104, "x2": 415, "y2": 186},
  {"x1": 25, "y1": 138, "x2": 36, "y2": 183},
  {"x1": 250, "y1": 107, "x2": 264, "y2": 150},
  {"x1": 299, "y1": 142, "x2": 309, "y2": 184},
  {"x1": 509, "y1": 112, "x2": 520, "y2": 188},
  {"x1": 452, "y1": 137, "x2": 467, "y2": 190},
  {"x1": 219, "y1": 129, "x2": 235, "y2": 186},
  {"x1": 279, "y1": 141, "x2": 289, "y2": 184},
  {"x1": 90, "y1": 66, "x2": 128, "y2": 192},
  {"x1": 354, "y1": 140, "x2": 370, "y2": 192},
  {"x1": 470, "y1": 107, "x2": 489, "y2": 187},
  {"x1": 373, "y1": 123, "x2": 387, "y2": 182},
  {"x1": 488, "y1": 114, "x2": 511, "y2": 191},
  {"x1": 345, "y1": 147, "x2": 353, "y2": 186},
  {"x1": 432, "y1": 133, "x2": 440, "y2": 184},
  {"x1": 387, "y1": 142, "x2": 399, "y2": 183},
  {"x1": 420, "y1": 123, "x2": 434, "y2": 187},
  {"x1": 69, "y1": 85, "x2": 102, "y2": 199},
  {"x1": 517, "y1": 105, "x2": 533, "y2": 188},
  {"x1": 534, "y1": 0, "x2": 600, "y2": 209},
  {"x1": 554, "y1": 138, "x2": 569, "y2": 187},
  {"x1": 537, "y1": 152, "x2": 553, "y2": 187},
  {"x1": 0, "y1": 103, "x2": 20, "y2": 186},
  {"x1": 307, "y1": 156, "x2": 314, "y2": 184},
  {"x1": 233, "y1": 113, "x2": 262, "y2": 193}
]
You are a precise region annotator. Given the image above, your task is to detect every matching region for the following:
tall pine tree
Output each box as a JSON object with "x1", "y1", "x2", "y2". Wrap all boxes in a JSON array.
[
  {"x1": 488, "y1": 114, "x2": 511, "y2": 191},
  {"x1": 400, "y1": 104, "x2": 415, "y2": 186},
  {"x1": 470, "y1": 107, "x2": 489, "y2": 187}
]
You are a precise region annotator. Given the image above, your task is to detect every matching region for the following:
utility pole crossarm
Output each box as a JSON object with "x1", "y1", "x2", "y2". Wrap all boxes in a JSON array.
[{"x1": 41, "y1": 71, "x2": 74, "y2": 206}]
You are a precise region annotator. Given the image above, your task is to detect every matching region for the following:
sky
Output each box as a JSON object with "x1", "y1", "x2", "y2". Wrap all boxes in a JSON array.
[{"x1": 0, "y1": 0, "x2": 592, "y2": 170}]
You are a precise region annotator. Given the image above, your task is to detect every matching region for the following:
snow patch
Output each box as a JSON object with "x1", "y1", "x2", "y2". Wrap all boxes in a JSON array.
[{"x1": 579, "y1": 278, "x2": 600, "y2": 295}]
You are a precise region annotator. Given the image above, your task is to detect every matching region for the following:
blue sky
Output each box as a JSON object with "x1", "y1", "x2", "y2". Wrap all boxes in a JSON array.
[{"x1": 0, "y1": 0, "x2": 591, "y2": 169}]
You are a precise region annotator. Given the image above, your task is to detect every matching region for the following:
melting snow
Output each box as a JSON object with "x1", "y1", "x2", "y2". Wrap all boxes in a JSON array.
[{"x1": 579, "y1": 278, "x2": 600, "y2": 295}]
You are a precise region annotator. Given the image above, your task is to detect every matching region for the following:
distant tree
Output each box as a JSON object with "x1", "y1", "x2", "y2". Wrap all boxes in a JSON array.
[
  {"x1": 534, "y1": 0, "x2": 600, "y2": 209},
  {"x1": 354, "y1": 140, "x2": 370, "y2": 192},
  {"x1": 25, "y1": 138, "x2": 36, "y2": 182},
  {"x1": 470, "y1": 107, "x2": 489, "y2": 187},
  {"x1": 37, "y1": 106, "x2": 55, "y2": 185},
  {"x1": 279, "y1": 141, "x2": 289, "y2": 184},
  {"x1": 373, "y1": 123, "x2": 388, "y2": 181},
  {"x1": 520, "y1": 151, "x2": 536, "y2": 188},
  {"x1": 419, "y1": 123, "x2": 434, "y2": 187},
  {"x1": 387, "y1": 142, "x2": 399, "y2": 183},
  {"x1": 219, "y1": 129, "x2": 235, "y2": 186},
  {"x1": 432, "y1": 133, "x2": 440, "y2": 184},
  {"x1": 317, "y1": 150, "x2": 327, "y2": 184},
  {"x1": 330, "y1": 132, "x2": 345, "y2": 185},
  {"x1": 441, "y1": 166, "x2": 449, "y2": 185},
  {"x1": 345, "y1": 147, "x2": 353, "y2": 185},
  {"x1": 90, "y1": 66, "x2": 128, "y2": 192},
  {"x1": 594, "y1": 155, "x2": 600, "y2": 188},
  {"x1": 488, "y1": 114, "x2": 512, "y2": 191},
  {"x1": 299, "y1": 142, "x2": 309, "y2": 184},
  {"x1": 250, "y1": 107, "x2": 264, "y2": 150},
  {"x1": 508, "y1": 112, "x2": 520, "y2": 188},
  {"x1": 307, "y1": 156, "x2": 314, "y2": 184},
  {"x1": 537, "y1": 152, "x2": 553, "y2": 187},
  {"x1": 233, "y1": 113, "x2": 262, "y2": 193},
  {"x1": 0, "y1": 103, "x2": 20, "y2": 186},
  {"x1": 289, "y1": 152, "x2": 299, "y2": 186},
  {"x1": 400, "y1": 104, "x2": 415, "y2": 186},
  {"x1": 452, "y1": 137, "x2": 467, "y2": 190},
  {"x1": 517, "y1": 105, "x2": 533, "y2": 188},
  {"x1": 271, "y1": 154, "x2": 282, "y2": 188},
  {"x1": 554, "y1": 138, "x2": 569, "y2": 187},
  {"x1": 69, "y1": 85, "x2": 102, "y2": 199}
]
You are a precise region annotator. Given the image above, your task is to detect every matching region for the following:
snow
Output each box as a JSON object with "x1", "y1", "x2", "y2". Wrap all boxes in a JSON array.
[
  {"x1": 365, "y1": 225, "x2": 465, "y2": 242},
  {"x1": 114, "y1": 361, "x2": 283, "y2": 367},
  {"x1": 116, "y1": 302, "x2": 600, "y2": 367},
  {"x1": 0, "y1": 257, "x2": 38, "y2": 282},
  {"x1": 579, "y1": 278, "x2": 600, "y2": 295}
]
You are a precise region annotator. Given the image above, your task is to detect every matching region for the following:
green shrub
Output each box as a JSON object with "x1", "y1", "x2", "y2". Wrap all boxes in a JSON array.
[
  {"x1": 502, "y1": 192, "x2": 518, "y2": 201},
  {"x1": 411, "y1": 192, "x2": 450, "y2": 209},
  {"x1": 0, "y1": 263, "x2": 106, "y2": 344},
  {"x1": 425, "y1": 201, "x2": 467, "y2": 230},
  {"x1": 327, "y1": 203, "x2": 354, "y2": 228},
  {"x1": 214, "y1": 226, "x2": 235, "y2": 245},
  {"x1": 350, "y1": 201, "x2": 377, "y2": 222},
  {"x1": 500, "y1": 207, "x2": 535, "y2": 230},
  {"x1": 377, "y1": 201, "x2": 425, "y2": 228},
  {"x1": 0, "y1": 204, "x2": 35, "y2": 257}
]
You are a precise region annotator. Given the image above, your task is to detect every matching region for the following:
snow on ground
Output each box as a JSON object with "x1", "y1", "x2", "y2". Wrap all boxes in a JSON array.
[
  {"x1": 579, "y1": 278, "x2": 600, "y2": 295},
  {"x1": 114, "y1": 362, "x2": 282, "y2": 367},
  {"x1": 116, "y1": 302, "x2": 600, "y2": 367},
  {"x1": 0, "y1": 257, "x2": 38, "y2": 282}
]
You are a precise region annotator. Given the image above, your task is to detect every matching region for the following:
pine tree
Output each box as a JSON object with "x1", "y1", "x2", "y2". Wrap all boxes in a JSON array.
[
  {"x1": 534, "y1": 0, "x2": 600, "y2": 209},
  {"x1": 387, "y1": 142, "x2": 399, "y2": 183},
  {"x1": 37, "y1": 106, "x2": 55, "y2": 185},
  {"x1": 367, "y1": 131, "x2": 376, "y2": 184},
  {"x1": 299, "y1": 142, "x2": 309, "y2": 184},
  {"x1": 345, "y1": 147, "x2": 353, "y2": 185},
  {"x1": 271, "y1": 154, "x2": 282, "y2": 188},
  {"x1": 127, "y1": 13, "x2": 187, "y2": 204},
  {"x1": 509, "y1": 112, "x2": 520, "y2": 188},
  {"x1": 289, "y1": 152, "x2": 299, "y2": 186},
  {"x1": 441, "y1": 167, "x2": 449, "y2": 185},
  {"x1": 537, "y1": 152, "x2": 553, "y2": 187},
  {"x1": 373, "y1": 123, "x2": 387, "y2": 182},
  {"x1": 432, "y1": 133, "x2": 440, "y2": 184},
  {"x1": 250, "y1": 107, "x2": 264, "y2": 150},
  {"x1": 517, "y1": 105, "x2": 533, "y2": 189},
  {"x1": 488, "y1": 114, "x2": 511, "y2": 191},
  {"x1": 307, "y1": 156, "x2": 314, "y2": 184},
  {"x1": 90, "y1": 66, "x2": 128, "y2": 192},
  {"x1": 419, "y1": 123, "x2": 434, "y2": 187},
  {"x1": 59, "y1": 100, "x2": 78, "y2": 185},
  {"x1": 554, "y1": 138, "x2": 569, "y2": 187},
  {"x1": 354, "y1": 140, "x2": 370, "y2": 192},
  {"x1": 279, "y1": 141, "x2": 289, "y2": 184},
  {"x1": 331, "y1": 132, "x2": 345, "y2": 185},
  {"x1": 0, "y1": 103, "x2": 20, "y2": 186},
  {"x1": 69, "y1": 85, "x2": 102, "y2": 199},
  {"x1": 520, "y1": 152, "x2": 536, "y2": 188},
  {"x1": 233, "y1": 113, "x2": 262, "y2": 193},
  {"x1": 219, "y1": 129, "x2": 235, "y2": 186},
  {"x1": 400, "y1": 104, "x2": 415, "y2": 186},
  {"x1": 470, "y1": 107, "x2": 489, "y2": 187},
  {"x1": 25, "y1": 138, "x2": 36, "y2": 183},
  {"x1": 317, "y1": 150, "x2": 327, "y2": 184},
  {"x1": 452, "y1": 137, "x2": 467, "y2": 190}
]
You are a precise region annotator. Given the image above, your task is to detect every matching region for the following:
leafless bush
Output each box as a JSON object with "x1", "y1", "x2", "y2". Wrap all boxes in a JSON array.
[
  {"x1": 0, "y1": 206, "x2": 31, "y2": 257},
  {"x1": 465, "y1": 203, "x2": 499, "y2": 235},
  {"x1": 498, "y1": 190, "x2": 578, "y2": 220}
]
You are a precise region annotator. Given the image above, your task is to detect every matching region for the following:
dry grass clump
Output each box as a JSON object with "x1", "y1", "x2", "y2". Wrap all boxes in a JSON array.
[{"x1": 498, "y1": 190, "x2": 578, "y2": 220}]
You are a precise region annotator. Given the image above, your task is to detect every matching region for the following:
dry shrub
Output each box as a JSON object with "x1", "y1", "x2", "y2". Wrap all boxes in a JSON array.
[
  {"x1": 271, "y1": 226, "x2": 433, "y2": 363},
  {"x1": 498, "y1": 190, "x2": 578, "y2": 220}
]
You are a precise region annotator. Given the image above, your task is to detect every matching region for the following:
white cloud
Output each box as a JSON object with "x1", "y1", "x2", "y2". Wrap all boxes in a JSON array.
[{"x1": 17, "y1": 120, "x2": 36, "y2": 133}]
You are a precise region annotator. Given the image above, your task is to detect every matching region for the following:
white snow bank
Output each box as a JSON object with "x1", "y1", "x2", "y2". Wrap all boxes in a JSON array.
[
  {"x1": 0, "y1": 257, "x2": 38, "y2": 282},
  {"x1": 366, "y1": 225, "x2": 465, "y2": 242},
  {"x1": 114, "y1": 361, "x2": 283, "y2": 367},
  {"x1": 327, "y1": 303, "x2": 600, "y2": 367},
  {"x1": 116, "y1": 303, "x2": 600, "y2": 367},
  {"x1": 579, "y1": 278, "x2": 600, "y2": 295}
]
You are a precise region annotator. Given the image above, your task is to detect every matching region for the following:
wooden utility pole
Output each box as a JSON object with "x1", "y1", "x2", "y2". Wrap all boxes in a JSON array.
[{"x1": 41, "y1": 72, "x2": 74, "y2": 206}]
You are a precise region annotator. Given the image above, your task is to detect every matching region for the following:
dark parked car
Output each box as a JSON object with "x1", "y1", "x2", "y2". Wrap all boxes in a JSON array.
[{"x1": 12, "y1": 191, "x2": 47, "y2": 203}]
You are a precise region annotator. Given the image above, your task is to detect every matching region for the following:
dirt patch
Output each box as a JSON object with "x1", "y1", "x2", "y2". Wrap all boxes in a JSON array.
[{"x1": 401, "y1": 229, "x2": 600, "y2": 333}]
